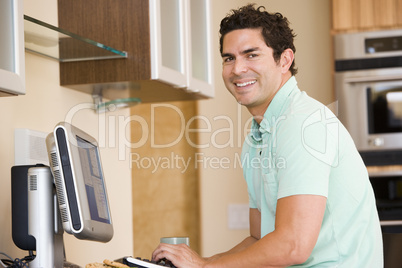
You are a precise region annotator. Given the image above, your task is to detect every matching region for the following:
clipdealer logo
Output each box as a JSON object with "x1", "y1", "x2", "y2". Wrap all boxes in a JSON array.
[
  {"x1": 64, "y1": 101, "x2": 339, "y2": 172},
  {"x1": 129, "y1": 151, "x2": 287, "y2": 174},
  {"x1": 301, "y1": 104, "x2": 339, "y2": 167}
]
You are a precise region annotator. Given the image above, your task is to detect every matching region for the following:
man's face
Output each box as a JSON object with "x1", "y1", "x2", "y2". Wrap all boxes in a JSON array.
[{"x1": 221, "y1": 28, "x2": 284, "y2": 113}]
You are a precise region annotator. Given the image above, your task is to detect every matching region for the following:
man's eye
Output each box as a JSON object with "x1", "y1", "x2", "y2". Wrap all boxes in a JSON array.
[
  {"x1": 248, "y1": 54, "x2": 258, "y2": 58},
  {"x1": 223, "y1": 57, "x2": 234, "y2": 63}
]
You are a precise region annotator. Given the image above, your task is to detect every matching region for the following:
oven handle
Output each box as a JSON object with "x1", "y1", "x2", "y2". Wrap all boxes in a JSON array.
[
  {"x1": 345, "y1": 75, "x2": 402, "y2": 83},
  {"x1": 380, "y1": 220, "x2": 402, "y2": 226}
]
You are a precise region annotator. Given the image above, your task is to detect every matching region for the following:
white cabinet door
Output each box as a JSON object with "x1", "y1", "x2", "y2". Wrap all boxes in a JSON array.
[
  {"x1": 0, "y1": 0, "x2": 25, "y2": 96},
  {"x1": 149, "y1": 0, "x2": 214, "y2": 97},
  {"x1": 185, "y1": 0, "x2": 214, "y2": 97},
  {"x1": 149, "y1": 0, "x2": 187, "y2": 88}
]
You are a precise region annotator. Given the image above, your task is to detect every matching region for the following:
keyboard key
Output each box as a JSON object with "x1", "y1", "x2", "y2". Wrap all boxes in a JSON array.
[{"x1": 123, "y1": 256, "x2": 177, "y2": 268}]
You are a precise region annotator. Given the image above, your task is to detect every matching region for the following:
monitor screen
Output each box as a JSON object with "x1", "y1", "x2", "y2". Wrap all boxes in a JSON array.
[
  {"x1": 76, "y1": 136, "x2": 111, "y2": 224},
  {"x1": 46, "y1": 122, "x2": 113, "y2": 242}
]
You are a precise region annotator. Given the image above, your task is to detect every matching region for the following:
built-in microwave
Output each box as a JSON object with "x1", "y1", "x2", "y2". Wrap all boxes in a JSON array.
[
  {"x1": 335, "y1": 29, "x2": 402, "y2": 156},
  {"x1": 336, "y1": 70, "x2": 402, "y2": 153}
]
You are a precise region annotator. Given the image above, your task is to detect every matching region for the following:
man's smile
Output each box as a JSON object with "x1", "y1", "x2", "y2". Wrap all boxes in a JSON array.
[{"x1": 235, "y1": 80, "x2": 257, "y2": 87}]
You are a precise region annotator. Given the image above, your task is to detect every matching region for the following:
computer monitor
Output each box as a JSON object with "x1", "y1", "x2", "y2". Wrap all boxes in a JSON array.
[
  {"x1": 46, "y1": 122, "x2": 113, "y2": 242},
  {"x1": 11, "y1": 122, "x2": 113, "y2": 267}
]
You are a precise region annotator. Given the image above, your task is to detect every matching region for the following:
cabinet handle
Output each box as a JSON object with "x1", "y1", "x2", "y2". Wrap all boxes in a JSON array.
[
  {"x1": 380, "y1": 220, "x2": 402, "y2": 226},
  {"x1": 345, "y1": 75, "x2": 402, "y2": 83}
]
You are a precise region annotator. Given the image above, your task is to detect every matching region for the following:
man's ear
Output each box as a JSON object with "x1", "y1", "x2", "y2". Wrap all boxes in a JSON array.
[{"x1": 280, "y1": 48, "x2": 294, "y2": 74}]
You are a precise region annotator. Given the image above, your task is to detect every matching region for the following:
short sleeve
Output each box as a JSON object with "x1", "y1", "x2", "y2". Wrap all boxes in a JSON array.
[{"x1": 274, "y1": 108, "x2": 338, "y2": 199}]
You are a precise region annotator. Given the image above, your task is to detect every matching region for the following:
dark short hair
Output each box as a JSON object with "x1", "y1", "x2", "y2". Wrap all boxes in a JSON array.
[{"x1": 219, "y1": 3, "x2": 298, "y2": 75}]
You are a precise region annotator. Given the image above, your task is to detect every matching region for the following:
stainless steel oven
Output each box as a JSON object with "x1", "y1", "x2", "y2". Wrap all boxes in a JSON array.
[
  {"x1": 335, "y1": 29, "x2": 402, "y2": 236},
  {"x1": 335, "y1": 29, "x2": 402, "y2": 154}
]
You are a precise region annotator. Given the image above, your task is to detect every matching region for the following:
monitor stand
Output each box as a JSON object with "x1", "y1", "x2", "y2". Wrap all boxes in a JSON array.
[{"x1": 27, "y1": 166, "x2": 64, "y2": 268}]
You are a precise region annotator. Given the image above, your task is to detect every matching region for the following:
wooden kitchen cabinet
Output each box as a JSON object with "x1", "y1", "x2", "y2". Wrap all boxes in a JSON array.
[
  {"x1": 398, "y1": 0, "x2": 402, "y2": 26},
  {"x1": 332, "y1": 0, "x2": 402, "y2": 33},
  {"x1": 57, "y1": 0, "x2": 214, "y2": 103}
]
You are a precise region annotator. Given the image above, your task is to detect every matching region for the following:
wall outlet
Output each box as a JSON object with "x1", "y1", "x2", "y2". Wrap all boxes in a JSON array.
[
  {"x1": 227, "y1": 203, "x2": 249, "y2": 230},
  {"x1": 14, "y1": 128, "x2": 49, "y2": 166}
]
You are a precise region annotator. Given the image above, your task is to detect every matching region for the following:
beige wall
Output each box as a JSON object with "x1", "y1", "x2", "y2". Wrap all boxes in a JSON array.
[
  {"x1": 198, "y1": 0, "x2": 332, "y2": 256},
  {"x1": 0, "y1": 0, "x2": 133, "y2": 265}
]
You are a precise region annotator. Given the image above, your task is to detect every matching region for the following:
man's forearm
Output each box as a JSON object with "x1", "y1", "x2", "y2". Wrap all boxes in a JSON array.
[
  {"x1": 203, "y1": 196, "x2": 326, "y2": 268},
  {"x1": 205, "y1": 236, "x2": 258, "y2": 262},
  {"x1": 203, "y1": 231, "x2": 295, "y2": 268}
]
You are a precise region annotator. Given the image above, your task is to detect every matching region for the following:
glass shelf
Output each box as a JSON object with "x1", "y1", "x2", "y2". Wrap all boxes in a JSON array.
[{"x1": 24, "y1": 15, "x2": 128, "y2": 62}]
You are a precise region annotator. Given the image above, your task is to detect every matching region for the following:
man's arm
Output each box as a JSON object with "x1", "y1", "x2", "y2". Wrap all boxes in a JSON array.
[
  {"x1": 151, "y1": 208, "x2": 261, "y2": 266},
  {"x1": 152, "y1": 195, "x2": 326, "y2": 268},
  {"x1": 205, "y1": 194, "x2": 327, "y2": 267},
  {"x1": 206, "y1": 208, "x2": 261, "y2": 262}
]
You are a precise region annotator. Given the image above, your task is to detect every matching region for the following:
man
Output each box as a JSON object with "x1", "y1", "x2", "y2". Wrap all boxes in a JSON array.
[{"x1": 152, "y1": 4, "x2": 383, "y2": 267}]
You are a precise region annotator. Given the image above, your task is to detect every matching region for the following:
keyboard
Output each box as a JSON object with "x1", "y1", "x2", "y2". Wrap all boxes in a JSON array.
[{"x1": 123, "y1": 257, "x2": 177, "y2": 268}]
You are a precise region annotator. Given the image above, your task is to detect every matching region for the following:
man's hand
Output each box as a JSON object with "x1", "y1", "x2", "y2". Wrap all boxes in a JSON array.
[{"x1": 152, "y1": 243, "x2": 207, "y2": 268}]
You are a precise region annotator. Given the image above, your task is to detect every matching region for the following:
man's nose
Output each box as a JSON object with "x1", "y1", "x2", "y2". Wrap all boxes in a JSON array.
[{"x1": 232, "y1": 58, "x2": 248, "y2": 75}]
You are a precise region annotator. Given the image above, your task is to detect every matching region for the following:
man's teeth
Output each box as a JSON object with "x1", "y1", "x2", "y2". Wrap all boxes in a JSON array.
[{"x1": 236, "y1": 80, "x2": 256, "y2": 87}]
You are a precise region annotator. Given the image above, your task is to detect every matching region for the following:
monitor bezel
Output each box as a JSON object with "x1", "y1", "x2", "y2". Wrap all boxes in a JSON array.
[{"x1": 46, "y1": 122, "x2": 113, "y2": 242}]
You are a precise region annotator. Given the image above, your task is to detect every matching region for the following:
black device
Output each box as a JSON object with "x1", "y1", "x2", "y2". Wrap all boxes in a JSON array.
[{"x1": 11, "y1": 164, "x2": 44, "y2": 250}]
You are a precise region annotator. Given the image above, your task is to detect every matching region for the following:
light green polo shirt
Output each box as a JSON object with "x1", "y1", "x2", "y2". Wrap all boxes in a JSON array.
[{"x1": 241, "y1": 76, "x2": 383, "y2": 267}]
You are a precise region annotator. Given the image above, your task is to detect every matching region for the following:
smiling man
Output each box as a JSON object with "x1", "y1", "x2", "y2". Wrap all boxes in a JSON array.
[
  {"x1": 152, "y1": 4, "x2": 383, "y2": 267},
  {"x1": 221, "y1": 29, "x2": 290, "y2": 121}
]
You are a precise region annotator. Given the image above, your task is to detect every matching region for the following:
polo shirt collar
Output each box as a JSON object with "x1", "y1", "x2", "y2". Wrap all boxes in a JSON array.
[{"x1": 250, "y1": 76, "x2": 298, "y2": 142}]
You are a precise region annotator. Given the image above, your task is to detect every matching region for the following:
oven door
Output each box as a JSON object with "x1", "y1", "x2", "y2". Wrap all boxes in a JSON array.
[
  {"x1": 370, "y1": 174, "x2": 402, "y2": 232},
  {"x1": 336, "y1": 68, "x2": 402, "y2": 152}
]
